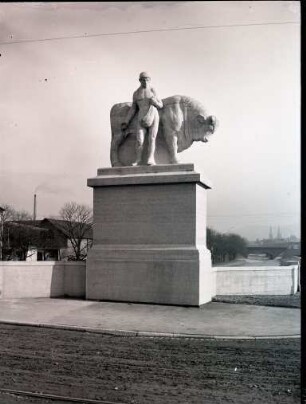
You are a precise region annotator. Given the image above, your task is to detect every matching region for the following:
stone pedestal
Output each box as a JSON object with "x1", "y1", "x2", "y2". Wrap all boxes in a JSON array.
[{"x1": 86, "y1": 164, "x2": 215, "y2": 306}]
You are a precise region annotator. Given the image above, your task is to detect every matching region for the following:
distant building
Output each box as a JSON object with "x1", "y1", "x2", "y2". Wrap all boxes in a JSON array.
[
  {"x1": 269, "y1": 226, "x2": 273, "y2": 240},
  {"x1": 279, "y1": 241, "x2": 301, "y2": 266},
  {"x1": 2, "y1": 218, "x2": 93, "y2": 261},
  {"x1": 261, "y1": 225, "x2": 294, "y2": 245},
  {"x1": 276, "y1": 226, "x2": 282, "y2": 240}
]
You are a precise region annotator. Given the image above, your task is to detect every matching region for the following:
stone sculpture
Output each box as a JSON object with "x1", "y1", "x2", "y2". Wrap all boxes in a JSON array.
[
  {"x1": 110, "y1": 91, "x2": 217, "y2": 167},
  {"x1": 120, "y1": 72, "x2": 163, "y2": 166},
  {"x1": 89, "y1": 76, "x2": 217, "y2": 306}
]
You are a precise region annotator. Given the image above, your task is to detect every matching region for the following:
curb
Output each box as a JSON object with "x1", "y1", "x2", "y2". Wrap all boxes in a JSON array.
[{"x1": 0, "y1": 320, "x2": 300, "y2": 340}]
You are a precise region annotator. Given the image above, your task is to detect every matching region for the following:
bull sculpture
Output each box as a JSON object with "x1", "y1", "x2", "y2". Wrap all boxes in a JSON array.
[{"x1": 110, "y1": 95, "x2": 217, "y2": 167}]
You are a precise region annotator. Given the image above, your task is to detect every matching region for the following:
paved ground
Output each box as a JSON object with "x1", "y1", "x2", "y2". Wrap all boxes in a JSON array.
[{"x1": 0, "y1": 297, "x2": 300, "y2": 338}]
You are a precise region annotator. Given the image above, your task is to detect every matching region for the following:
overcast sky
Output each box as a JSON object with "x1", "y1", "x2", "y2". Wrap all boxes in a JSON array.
[{"x1": 0, "y1": 1, "x2": 300, "y2": 240}]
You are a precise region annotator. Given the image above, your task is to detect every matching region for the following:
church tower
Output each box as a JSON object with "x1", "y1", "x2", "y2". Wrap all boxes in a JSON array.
[{"x1": 269, "y1": 226, "x2": 273, "y2": 240}]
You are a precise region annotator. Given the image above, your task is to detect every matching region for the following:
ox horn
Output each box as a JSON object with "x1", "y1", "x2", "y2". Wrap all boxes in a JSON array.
[{"x1": 209, "y1": 115, "x2": 217, "y2": 127}]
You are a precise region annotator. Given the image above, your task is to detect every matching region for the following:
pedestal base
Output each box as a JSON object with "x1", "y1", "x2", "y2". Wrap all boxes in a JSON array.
[
  {"x1": 87, "y1": 246, "x2": 214, "y2": 306},
  {"x1": 86, "y1": 164, "x2": 215, "y2": 306}
]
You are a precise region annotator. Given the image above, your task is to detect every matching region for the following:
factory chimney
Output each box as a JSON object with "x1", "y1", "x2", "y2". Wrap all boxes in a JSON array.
[{"x1": 33, "y1": 194, "x2": 37, "y2": 221}]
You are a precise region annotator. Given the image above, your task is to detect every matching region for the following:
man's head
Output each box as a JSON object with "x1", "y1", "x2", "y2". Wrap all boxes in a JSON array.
[{"x1": 139, "y1": 71, "x2": 151, "y2": 88}]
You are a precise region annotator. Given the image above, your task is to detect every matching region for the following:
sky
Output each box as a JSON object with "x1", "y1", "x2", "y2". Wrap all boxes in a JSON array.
[{"x1": 0, "y1": 1, "x2": 300, "y2": 241}]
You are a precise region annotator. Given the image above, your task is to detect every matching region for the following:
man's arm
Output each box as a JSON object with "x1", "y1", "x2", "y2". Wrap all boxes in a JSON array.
[
  {"x1": 122, "y1": 92, "x2": 138, "y2": 130},
  {"x1": 150, "y1": 88, "x2": 163, "y2": 109}
]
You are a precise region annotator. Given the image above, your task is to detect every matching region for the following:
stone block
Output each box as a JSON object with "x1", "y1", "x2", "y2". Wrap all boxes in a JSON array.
[{"x1": 86, "y1": 164, "x2": 215, "y2": 306}]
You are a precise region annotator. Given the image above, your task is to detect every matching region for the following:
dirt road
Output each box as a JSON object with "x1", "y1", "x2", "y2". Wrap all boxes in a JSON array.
[{"x1": 0, "y1": 324, "x2": 300, "y2": 404}]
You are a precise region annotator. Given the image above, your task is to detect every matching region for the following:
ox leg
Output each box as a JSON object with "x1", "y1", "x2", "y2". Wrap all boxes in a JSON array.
[
  {"x1": 165, "y1": 132, "x2": 179, "y2": 164},
  {"x1": 110, "y1": 133, "x2": 124, "y2": 167}
]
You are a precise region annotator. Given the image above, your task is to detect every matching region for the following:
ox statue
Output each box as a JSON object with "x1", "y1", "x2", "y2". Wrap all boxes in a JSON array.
[{"x1": 110, "y1": 95, "x2": 217, "y2": 167}]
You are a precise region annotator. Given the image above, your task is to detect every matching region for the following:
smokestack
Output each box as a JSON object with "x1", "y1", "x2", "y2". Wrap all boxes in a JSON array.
[{"x1": 33, "y1": 194, "x2": 37, "y2": 221}]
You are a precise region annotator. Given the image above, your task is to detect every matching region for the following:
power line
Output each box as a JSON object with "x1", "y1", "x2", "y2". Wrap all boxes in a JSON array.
[
  {"x1": 208, "y1": 212, "x2": 299, "y2": 218},
  {"x1": 0, "y1": 21, "x2": 299, "y2": 46}
]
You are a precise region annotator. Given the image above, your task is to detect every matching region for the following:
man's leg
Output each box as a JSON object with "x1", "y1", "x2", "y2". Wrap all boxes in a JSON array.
[
  {"x1": 147, "y1": 118, "x2": 159, "y2": 165},
  {"x1": 132, "y1": 127, "x2": 145, "y2": 166}
]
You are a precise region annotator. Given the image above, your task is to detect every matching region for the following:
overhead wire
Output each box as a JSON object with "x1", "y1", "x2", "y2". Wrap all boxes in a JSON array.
[
  {"x1": 0, "y1": 19, "x2": 300, "y2": 227},
  {"x1": 0, "y1": 21, "x2": 299, "y2": 46},
  {"x1": 208, "y1": 212, "x2": 299, "y2": 218}
]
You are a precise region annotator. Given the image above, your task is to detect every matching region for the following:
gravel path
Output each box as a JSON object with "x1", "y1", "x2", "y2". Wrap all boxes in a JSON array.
[{"x1": 212, "y1": 293, "x2": 301, "y2": 308}]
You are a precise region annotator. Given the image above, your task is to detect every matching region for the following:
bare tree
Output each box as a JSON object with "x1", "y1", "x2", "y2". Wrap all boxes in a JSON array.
[
  {"x1": 59, "y1": 202, "x2": 93, "y2": 261},
  {"x1": 0, "y1": 204, "x2": 32, "y2": 222},
  {"x1": 0, "y1": 204, "x2": 33, "y2": 260}
]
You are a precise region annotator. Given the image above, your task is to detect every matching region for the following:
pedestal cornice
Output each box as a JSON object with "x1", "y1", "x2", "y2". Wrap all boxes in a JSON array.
[{"x1": 87, "y1": 164, "x2": 212, "y2": 189}]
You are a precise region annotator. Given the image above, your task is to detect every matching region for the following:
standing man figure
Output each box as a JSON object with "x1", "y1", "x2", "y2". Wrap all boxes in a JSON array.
[{"x1": 121, "y1": 72, "x2": 163, "y2": 166}]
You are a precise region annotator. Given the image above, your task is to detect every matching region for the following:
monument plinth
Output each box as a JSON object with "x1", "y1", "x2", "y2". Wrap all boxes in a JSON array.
[{"x1": 86, "y1": 164, "x2": 216, "y2": 306}]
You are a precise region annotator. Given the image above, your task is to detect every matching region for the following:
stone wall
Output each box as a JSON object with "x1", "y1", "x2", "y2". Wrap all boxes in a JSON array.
[
  {"x1": 0, "y1": 261, "x2": 86, "y2": 299},
  {"x1": 214, "y1": 266, "x2": 299, "y2": 296},
  {"x1": 0, "y1": 262, "x2": 298, "y2": 300}
]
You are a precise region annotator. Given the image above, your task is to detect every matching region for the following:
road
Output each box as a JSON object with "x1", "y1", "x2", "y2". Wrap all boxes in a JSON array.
[{"x1": 0, "y1": 324, "x2": 300, "y2": 404}]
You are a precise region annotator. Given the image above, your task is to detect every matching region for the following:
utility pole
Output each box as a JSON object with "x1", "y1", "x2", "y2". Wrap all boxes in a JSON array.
[
  {"x1": 33, "y1": 194, "x2": 37, "y2": 221},
  {"x1": 0, "y1": 206, "x2": 5, "y2": 261}
]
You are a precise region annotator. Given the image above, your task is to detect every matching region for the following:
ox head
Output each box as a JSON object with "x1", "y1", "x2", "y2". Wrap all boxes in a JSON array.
[{"x1": 196, "y1": 114, "x2": 217, "y2": 143}]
